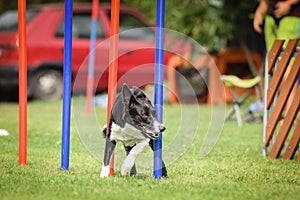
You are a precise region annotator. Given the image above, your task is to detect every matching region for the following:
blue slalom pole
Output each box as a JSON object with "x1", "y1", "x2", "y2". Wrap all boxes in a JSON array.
[
  {"x1": 61, "y1": 0, "x2": 73, "y2": 170},
  {"x1": 154, "y1": 0, "x2": 165, "y2": 179}
]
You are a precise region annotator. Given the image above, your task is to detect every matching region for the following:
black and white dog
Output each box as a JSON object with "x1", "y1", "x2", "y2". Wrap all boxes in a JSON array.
[{"x1": 100, "y1": 84, "x2": 168, "y2": 178}]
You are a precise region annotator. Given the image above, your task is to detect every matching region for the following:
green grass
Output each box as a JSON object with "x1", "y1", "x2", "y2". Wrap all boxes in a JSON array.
[{"x1": 0, "y1": 97, "x2": 299, "y2": 200}]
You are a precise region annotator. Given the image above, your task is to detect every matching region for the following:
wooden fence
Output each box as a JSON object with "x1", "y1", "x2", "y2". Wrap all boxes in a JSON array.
[{"x1": 263, "y1": 39, "x2": 300, "y2": 160}]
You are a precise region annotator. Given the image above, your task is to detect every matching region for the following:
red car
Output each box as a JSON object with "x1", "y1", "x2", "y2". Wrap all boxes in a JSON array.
[{"x1": 0, "y1": 3, "x2": 171, "y2": 100}]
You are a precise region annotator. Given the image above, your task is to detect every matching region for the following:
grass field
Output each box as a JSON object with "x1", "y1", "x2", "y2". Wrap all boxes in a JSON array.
[{"x1": 0, "y1": 97, "x2": 299, "y2": 200}]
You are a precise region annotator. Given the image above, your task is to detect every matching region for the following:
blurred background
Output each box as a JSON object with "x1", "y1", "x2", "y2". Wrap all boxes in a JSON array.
[
  {"x1": 0, "y1": 0, "x2": 265, "y2": 103},
  {"x1": 0, "y1": 0, "x2": 265, "y2": 54}
]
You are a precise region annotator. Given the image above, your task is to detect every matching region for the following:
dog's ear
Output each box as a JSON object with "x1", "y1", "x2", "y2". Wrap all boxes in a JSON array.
[
  {"x1": 132, "y1": 86, "x2": 140, "y2": 91},
  {"x1": 121, "y1": 83, "x2": 131, "y2": 106},
  {"x1": 121, "y1": 84, "x2": 134, "y2": 124},
  {"x1": 132, "y1": 86, "x2": 147, "y2": 100},
  {"x1": 110, "y1": 84, "x2": 133, "y2": 128}
]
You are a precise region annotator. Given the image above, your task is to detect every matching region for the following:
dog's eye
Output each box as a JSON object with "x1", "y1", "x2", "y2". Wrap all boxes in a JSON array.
[
  {"x1": 141, "y1": 113, "x2": 147, "y2": 119},
  {"x1": 138, "y1": 111, "x2": 149, "y2": 123},
  {"x1": 141, "y1": 109, "x2": 149, "y2": 117}
]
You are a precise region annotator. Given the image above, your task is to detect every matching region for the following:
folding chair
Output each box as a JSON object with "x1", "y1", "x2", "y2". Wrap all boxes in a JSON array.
[{"x1": 221, "y1": 75, "x2": 261, "y2": 126}]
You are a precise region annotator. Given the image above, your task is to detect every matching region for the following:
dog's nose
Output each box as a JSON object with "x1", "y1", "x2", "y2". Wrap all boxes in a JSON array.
[{"x1": 159, "y1": 124, "x2": 166, "y2": 132}]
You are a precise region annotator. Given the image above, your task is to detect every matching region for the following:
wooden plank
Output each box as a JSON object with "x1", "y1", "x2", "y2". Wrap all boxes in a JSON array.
[
  {"x1": 266, "y1": 39, "x2": 298, "y2": 109},
  {"x1": 269, "y1": 87, "x2": 300, "y2": 158},
  {"x1": 283, "y1": 119, "x2": 300, "y2": 160},
  {"x1": 265, "y1": 52, "x2": 300, "y2": 146},
  {"x1": 268, "y1": 40, "x2": 285, "y2": 74}
]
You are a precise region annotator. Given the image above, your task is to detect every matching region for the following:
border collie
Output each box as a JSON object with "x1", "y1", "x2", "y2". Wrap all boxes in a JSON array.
[{"x1": 100, "y1": 84, "x2": 167, "y2": 178}]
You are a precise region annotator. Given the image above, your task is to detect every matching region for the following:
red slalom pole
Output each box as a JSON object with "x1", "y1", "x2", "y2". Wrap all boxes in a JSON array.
[
  {"x1": 18, "y1": 0, "x2": 27, "y2": 166},
  {"x1": 106, "y1": 0, "x2": 120, "y2": 176},
  {"x1": 86, "y1": 0, "x2": 99, "y2": 114}
]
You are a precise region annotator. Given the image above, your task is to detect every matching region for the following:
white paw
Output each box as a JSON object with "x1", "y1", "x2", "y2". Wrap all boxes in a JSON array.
[
  {"x1": 121, "y1": 157, "x2": 135, "y2": 176},
  {"x1": 100, "y1": 165, "x2": 110, "y2": 178}
]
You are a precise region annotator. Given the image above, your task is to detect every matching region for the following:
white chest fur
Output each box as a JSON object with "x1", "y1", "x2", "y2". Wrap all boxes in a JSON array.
[{"x1": 110, "y1": 122, "x2": 147, "y2": 146}]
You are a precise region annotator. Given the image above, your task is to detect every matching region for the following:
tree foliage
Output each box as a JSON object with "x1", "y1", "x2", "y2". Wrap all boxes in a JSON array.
[
  {"x1": 123, "y1": 0, "x2": 259, "y2": 52},
  {"x1": 1, "y1": 0, "x2": 259, "y2": 52}
]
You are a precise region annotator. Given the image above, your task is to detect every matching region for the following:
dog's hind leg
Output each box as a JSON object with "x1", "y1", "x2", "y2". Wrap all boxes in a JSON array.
[
  {"x1": 149, "y1": 140, "x2": 168, "y2": 178},
  {"x1": 124, "y1": 145, "x2": 137, "y2": 176},
  {"x1": 100, "y1": 138, "x2": 116, "y2": 178}
]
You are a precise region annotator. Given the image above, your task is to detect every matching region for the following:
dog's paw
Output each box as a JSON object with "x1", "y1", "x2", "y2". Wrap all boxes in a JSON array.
[
  {"x1": 121, "y1": 163, "x2": 132, "y2": 176},
  {"x1": 121, "y1": 157, "x2": 135, "y2": 176},
  {"x1": 100, "y1": 165, "x2": 110, "y2": 178}
]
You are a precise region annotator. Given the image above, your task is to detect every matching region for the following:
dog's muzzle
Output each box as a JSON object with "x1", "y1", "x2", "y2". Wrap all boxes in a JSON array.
[
  {"x1": 158, "y1": 124, "x2": 166, "y2": 132},
  {"x1": 144, "y1": 124, "x2": 166, "y2": 140}
]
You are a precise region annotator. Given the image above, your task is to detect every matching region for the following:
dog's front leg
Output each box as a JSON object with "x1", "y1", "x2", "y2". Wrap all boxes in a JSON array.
[
  {"x1": 124, "y1": 145, "x2": 137, "y2": 176},
  {"x1": 121, "y1": 139, "x2": 150, "y2": 176},
  {"x1": 100, "y1": 138, "x2": 116, "y2": 178}
]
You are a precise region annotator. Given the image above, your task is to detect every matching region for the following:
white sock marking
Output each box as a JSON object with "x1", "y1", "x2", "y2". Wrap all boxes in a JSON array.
[{"x1": 100, "y1": 165, "x2": 110, "y2": 178}]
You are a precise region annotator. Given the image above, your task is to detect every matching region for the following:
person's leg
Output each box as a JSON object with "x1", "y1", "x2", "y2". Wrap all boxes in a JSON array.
[
  {"x1": 277, "y1": 17, "x2": 300, "y2": 113},
  {"x1": 276, "y1": 17, "x2": 300, "y2": 42},
  {"x1": 264, "y1": 15, "x2": 277, "y2": 50}
]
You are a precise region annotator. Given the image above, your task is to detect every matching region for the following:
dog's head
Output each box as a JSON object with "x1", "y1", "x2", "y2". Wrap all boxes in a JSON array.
[{"x1": 121, "y1": 84, "x2": 165, "y2": 140}]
